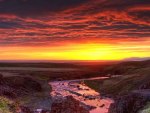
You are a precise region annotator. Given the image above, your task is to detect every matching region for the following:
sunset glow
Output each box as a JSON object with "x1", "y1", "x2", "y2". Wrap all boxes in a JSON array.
[
  {"x1": 0, "y1": 38, "x2": 149, "y2": 60},
  {"x1": 0, "y1": 0, "x2": 149, "y2": 61}
]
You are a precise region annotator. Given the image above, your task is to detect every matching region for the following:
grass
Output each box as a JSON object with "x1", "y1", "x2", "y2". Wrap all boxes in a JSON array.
[
  {"x1": 85, "y1": 67, "x2": 150, "y2": 97},
  {"x1": 0, "y1": 97, "x2": 13, "y2": 113},
  {"x1": 139, "y1": 103, "x2": 150, "y2": 113}
]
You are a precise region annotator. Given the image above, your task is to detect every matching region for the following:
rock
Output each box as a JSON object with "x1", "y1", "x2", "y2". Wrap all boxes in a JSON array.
[
  {"x1": 9, "y1": 103, "x2": 34, "y2": 113},
  {"x1": 18, "y1": 106, "x2": 33, "y2": 113},
  {"x1": 0, "y1": 76, "x2": 42, "y2": 98},
  {"x1": 108, "y1": 93, "x2": 150, "y2": 113},
  {"x1": 0, "y1": 85, "x2": 17, "y2": 98},
  {"x1": 4, "y1": 76, "x2": 42, "y2": 92},
  {"x1": 139, "y1": 81, "x2": 150, "y2": 89},
  {"x1": 50, "y1": 96, "x2": 89, "y2": 113},
  {"x1": 100, "y1": 104, "x2": 105, "y2": 107}
]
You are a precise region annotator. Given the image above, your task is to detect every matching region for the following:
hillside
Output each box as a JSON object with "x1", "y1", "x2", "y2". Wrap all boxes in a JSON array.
[
  {"x1": 85, "y1": 59, "x2": 150, "y2": 113},
  {"x1": 85, "y1": 59, "x2": 150, "y2": 96},
  {"x1": 102, "y1": 60, "x2": 150, "y2": 75}
]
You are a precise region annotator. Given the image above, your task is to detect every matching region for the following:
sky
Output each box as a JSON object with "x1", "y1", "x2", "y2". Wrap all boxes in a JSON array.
[{"x1": 0, "y1": 0, "x2": 150, "y2": 61}]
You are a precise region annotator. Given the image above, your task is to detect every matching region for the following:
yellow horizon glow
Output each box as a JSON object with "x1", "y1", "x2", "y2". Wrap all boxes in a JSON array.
[{"x1": 0, "y1": 40, "x2": 149, "y2": 61}]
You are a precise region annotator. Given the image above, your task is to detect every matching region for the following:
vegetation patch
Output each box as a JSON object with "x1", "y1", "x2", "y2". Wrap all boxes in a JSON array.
[
  {"x1": 0, "y1": 97, "x2": 13, "y2": 113},
  {"x1": 139, "y1": 103, "x2": 150, "y2": 113},
  {"x1": 85, "y1": 70, "x2": 150, "y2": 97}
]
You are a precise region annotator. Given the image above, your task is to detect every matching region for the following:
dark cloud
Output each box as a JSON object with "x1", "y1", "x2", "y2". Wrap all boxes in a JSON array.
[
  {"x1": 0, "y1": 0, "x2": 88, "y2": 17},
  {"x1": 0, "y1": 0, "x2": 149, "y2": 46},
  {"x1": 0, "y1": 21, "x2": 22, "y2": 29}
]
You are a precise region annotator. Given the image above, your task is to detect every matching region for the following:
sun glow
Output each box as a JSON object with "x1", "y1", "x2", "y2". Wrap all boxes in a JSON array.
[{"x1": 0, "y1": 39, "x2": 149, "y2": 61}]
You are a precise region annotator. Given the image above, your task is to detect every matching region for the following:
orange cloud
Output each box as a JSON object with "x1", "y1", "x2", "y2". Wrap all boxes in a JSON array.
[{"x1": 0, "y1": 0, "x2": 149, "y2": 60}]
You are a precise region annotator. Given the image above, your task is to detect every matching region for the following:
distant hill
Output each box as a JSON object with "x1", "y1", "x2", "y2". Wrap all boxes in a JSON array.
[
  {"x1": 115, "y1": 59, "x2": 150, "y2": 68},
  {"x1": 102, "y1": 59, "x2": 150, "y2": 75},
  {"x1": 123, "y1": 57, "x2": 150, "y2": 61},
  {"x1": 0, "y1": 62, "x2": 81, "y2": 68}
]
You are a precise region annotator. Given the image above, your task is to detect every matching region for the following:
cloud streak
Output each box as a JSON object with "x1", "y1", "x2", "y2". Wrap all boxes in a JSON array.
[{"x1": 0, "y1": 0, "x2": 149, "y2": 60}]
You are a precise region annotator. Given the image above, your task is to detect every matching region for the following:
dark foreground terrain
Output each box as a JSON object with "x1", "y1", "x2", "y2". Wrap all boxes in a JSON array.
[
  {"x1": 0, "y1": 60, "x2": 150, "y2": 113},
  {"x1": 0, "y1": 62, "x2": 95, "y2": 113}
]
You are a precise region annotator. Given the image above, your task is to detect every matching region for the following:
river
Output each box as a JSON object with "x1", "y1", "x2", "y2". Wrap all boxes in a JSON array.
[{"x1": 49, "y1": 77, "x2": 113, "y2": 113}]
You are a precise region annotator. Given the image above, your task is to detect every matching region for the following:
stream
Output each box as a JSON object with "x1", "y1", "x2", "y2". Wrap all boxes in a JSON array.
[{"x1": 49, "y1": 77, "x2": 113, "y2": 113}]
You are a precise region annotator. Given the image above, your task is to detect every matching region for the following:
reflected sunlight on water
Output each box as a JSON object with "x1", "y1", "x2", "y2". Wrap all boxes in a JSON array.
[{"x1": 49, "y1": 77, "x2": 113, "y2": 113}]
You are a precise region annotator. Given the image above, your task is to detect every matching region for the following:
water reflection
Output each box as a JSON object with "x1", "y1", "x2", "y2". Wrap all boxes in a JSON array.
[{"x1": 49, "y1": 77, "x2": 113, "y2": 113}]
